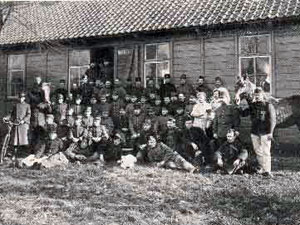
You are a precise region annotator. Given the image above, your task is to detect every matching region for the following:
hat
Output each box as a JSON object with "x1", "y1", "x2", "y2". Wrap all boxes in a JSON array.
[
  {"x1": 134, "y1": 103, "x2": 141, "y2": 109},
  {"x1": 198, "y1": 76, "x2": 205, "y2": 80},
  {"x1": 46, "y1": 114, "x2": 54, "y2": 118},
  {"x1": 180, "y1": 74, "x2": 187, "y2": 79},
  {"x1": 215, "y1": 76, "x2": 222, "y2": 82},
  {"x1": 91, "y1": 94, "x2": 97, "y2": 99},
  {"x1": 19, "y1": 92, "x2": 26, "y2": 98},
  {"x1": 94, "y1": 116, "x2": 101, "y2": 120},
  {"x1": 59, "y1": 79, "x2": 66, "y2": 83},
  {"x1": 112, "y1": 91, "x2": 119, "y2": 96},
  {"x1": 164, "y1": 74, "x2": 171, "y2": 79},
  {"x1": 76, "y1": 115, "x2": 83, "y2": 120},
  {"x1": 135, "y1": 77, "x2": 142, "y2": 82}
]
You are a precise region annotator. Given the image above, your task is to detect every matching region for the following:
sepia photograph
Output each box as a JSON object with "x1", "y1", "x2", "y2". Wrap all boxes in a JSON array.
[{"x1": 0, "y1": 0, "x2": 299, "y2": 224}]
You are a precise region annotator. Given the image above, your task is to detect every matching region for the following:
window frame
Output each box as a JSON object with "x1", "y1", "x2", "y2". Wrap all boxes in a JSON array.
[
  {"x1": 144, "y1": 42, "x2": 171, "y2": 87},
  {"x1": 7, "y1": 54, "x2": 26, "y2": 99},
  {"x1": 238, "y1": 34, "x2": 272, "y2": 93}
]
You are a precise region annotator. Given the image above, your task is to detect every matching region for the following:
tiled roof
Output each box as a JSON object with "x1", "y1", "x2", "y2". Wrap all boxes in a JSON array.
[{"x1": 0, "y1": 0, "x2": 299, "y2": 45}]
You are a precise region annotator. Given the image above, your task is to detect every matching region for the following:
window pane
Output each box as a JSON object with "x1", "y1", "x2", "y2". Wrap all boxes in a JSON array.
[
  {"x1": 240, "y1": 36, "x2": 257, "y2": 55},
  {"x1": 157, "y1": 61, "x2": 170, "y2": 79},
  {"x1": 145, "y1": 45, "x2": 157, "y2": 60},
  {"x1": 10, "y1": 71, "x2": 24, "y2": 97},
  {"x1": 241, "y1": 58, "x2": 255, "y2": 83},
  {"x1": 145, "y1": 63, "x2": 157, "y2": 79},
  {"x1": 117, "y1": 48, "x2": 135, "y2": 82},
  {"x1": 257, "y1": 36, "x2": 270, "y2": 55},
  {"x1": 157, "y1": 43, "x2": 170, "y2": 60},
  {"x1": 8, "y1": 55, "x2": 25, "y2": 70},
  {"x1": 256, "y1": 57, "x2": 271, "y2": 89}
]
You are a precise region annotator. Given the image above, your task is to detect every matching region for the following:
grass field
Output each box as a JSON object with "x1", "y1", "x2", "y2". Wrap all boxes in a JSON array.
[{"x1": 0, "y1": 157, "x2": 300, "y2": 225}]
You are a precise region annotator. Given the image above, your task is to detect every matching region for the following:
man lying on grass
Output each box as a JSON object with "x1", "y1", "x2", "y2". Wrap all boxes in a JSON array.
[{"x1": 137, "y1": 135, "x2": 196, "y2": 173}]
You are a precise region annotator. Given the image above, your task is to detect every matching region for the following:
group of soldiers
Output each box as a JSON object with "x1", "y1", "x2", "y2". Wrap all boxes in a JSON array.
[{"x1": 3, "y1": 72, "x2": 276, "y2": 176}]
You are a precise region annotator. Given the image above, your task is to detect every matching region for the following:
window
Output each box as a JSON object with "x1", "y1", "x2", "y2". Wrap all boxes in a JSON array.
[
  {"x1": 8, "y1": 55, "x2": 25, "y2": 98},
  {"x1": 144, "y1": 43, "x2": 170, "y2": 86},
  {"x1": 69, "y1": 50, "x2": 90, "y2": 90},
  {"x1": 239, "y1": 35, "x2": 272, "y2": 93}
]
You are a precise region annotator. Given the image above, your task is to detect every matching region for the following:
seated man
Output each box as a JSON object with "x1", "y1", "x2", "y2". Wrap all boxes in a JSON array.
[
  {"x1": 87, "y1": 116, "x2": 110, "y2": 162},
  {"x1": 35, "y1": 130, "x2": 64, "y2": 158},
  {"x1": 137, "y1": 136, "x2": 196, "y2": 173},
  {"x1": 214, "y1": 129, "x2": 248, "y2": 174},
  {"x1": 104, "y1": 133, "x2": 123, "y2": 163},
  {"x1": 64, "y1": 115, "x2": 89, "y2": 162}
]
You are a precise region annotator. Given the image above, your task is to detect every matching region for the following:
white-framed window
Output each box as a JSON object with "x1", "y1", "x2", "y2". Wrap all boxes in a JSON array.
[
  {"x1": 68, "y1": 50, "x2": 90, "y2": 90},
  {"x1": 7, "y1": 54, "x2": 25, "y2": 98},
  {"x1": 144, "y1": 42, "x2": 170, "y2": 86},
  {"x1": 239, "y1": 34, "x2": 272, "y2": 92}
]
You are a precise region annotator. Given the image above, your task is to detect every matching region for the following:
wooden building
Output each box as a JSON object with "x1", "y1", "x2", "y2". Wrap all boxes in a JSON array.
[{"x1": 0, "y1": 0, "x2": 300, "y2": 148}]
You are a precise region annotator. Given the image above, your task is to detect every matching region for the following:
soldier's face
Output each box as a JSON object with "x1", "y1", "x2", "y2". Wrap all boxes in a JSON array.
[
  {"x1": 141, "y1": 97, "x2": 146, "y2": 103},
  {"x1": 58, "y1": 98, "x2": 64, "y2": 104},
  {"x1": 167, "y1": 121, "x2": 175, "y2": 128},
  {"x1": 143, "y1": 123, "x2": 151, "y2": 131},
  {"x1": 165, "y1": 78, "x2": 170, "y2": 83},
  {"x1": 120, "y1": 109, "x2": 125, "y2": 115},
  {"x1": 227, "y1": 132, "x2": 236, "y2": 143},
  {"x1": 20, "y1": 97, "x2": 26, "y2": 103},
  {"x1": 114, "y1": 138, "x2": 121, "y2": 145},
  {"x1": 49, "y1": 133, "x2": 57, "y2": 140},
  {"x1": 112, "y1": 95, "x2": 118, "y2": 100},
  {"x1": 178, "y1": 94, "x2": 185, "y2": 101},
  {"x1": 134, "y1": 109, "x2": 141, "y2": 115},
  {"x1": 185, "y1": 121, "x2": 193, "y2": 129},
  {"x1": 164, "y1": 98, "x2": 170, "y2": 104},
  {"x1": 155, "y1": 100, "x2": 161, "y2": 105},
  {"x1": 46, "y1": 118, "x2": 54, "y2": 124},
  {"x1": 215, "y1": 80, "x2": 222, "y2": 88},
  {"x1": 93, "y1": 120, "x2": 101, "y2": 126},
  {"x1": 149, "y1": 93, "x2": 155, "y2": 99},
  {"x1": 91, "y1": 98, "x2": 97, "y2": 104},
  {"x1": 198, "y1": 78, "x2": 204, "y2": 85},
  {"x1": 213, "y1": 91, "x2": 219, "y2": 99},
  {"x1": 162, "y1": 109, "x2": 168, "y2": 115},
  {"x1": 75, "y1": 99, "x2": 81, "y2": 104},
  {"x1": 254, "y1": 93, "x2": 264, "y2": 102},
  {"x1": 148, "y1": 137, "x2": 157, "y2": 148},
  {"x1": 131, "y1": 97, "x2": 137, "y2": 103}
]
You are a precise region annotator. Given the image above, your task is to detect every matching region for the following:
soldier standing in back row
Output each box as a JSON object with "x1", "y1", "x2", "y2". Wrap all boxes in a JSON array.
[{"x1": 160, "y1": 74, "x2": 177, "y2": 99}]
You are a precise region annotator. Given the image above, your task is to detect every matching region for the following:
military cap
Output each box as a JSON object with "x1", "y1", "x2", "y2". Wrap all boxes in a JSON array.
[
  {"x1": 91, "y1": 94, "x2": 97, "y2": 99},
  {"x1": 76, "y1": 115, "x2": 83, "y2": 120},
  {"x1": 164, "y1": 74, "x2": 171, "y2": 79},
  {"x1": 198, "y1": 76, "x2": 205, "y2": 80},
  {"x1": 135, "y1": 77, "x2": 142, "y2": 82},
  {"x1": 46, "y1": 114, "x2": 54, "y2": 119},
  {"x1": 168, "y1": 117, "x2": 176, "y2": 122},
  {"x1": 215, "y1": 76, "x2": 222, "y2": 82},
  {"x1": 57, "y1": 93, "x2": 64, "y2": 99},
  {"x1": 134, "y1": 103, "x2": 141, "y2": 109},
  {"x1": 19, "y1": 92, "x2": 26, "y2": 98},
  {"x1": 112, "y1": 91, "x2": 119, "y2": 96},
  {"x1": 94, "y1": 116, "x2": 101, "y2": 120},
  {"x1": 180, "y1": 74, "x2": 187, "y2": 79},
  {"x1": 59, "y1": 79, "x2": 66, "y2": 83}
]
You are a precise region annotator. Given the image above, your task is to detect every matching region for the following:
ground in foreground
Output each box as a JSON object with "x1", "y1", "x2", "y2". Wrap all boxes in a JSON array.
[{"x1": 0, "y1": 157, "x2": 300, "y2": 225}]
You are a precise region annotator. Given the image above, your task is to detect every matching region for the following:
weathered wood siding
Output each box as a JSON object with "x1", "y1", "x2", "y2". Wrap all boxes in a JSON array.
[
  {"x1": 26, "y1": 52, "x2": 47, "y2": 87},
  {"x1": 47, "y1": 49, "x2": 68, "y2": 90},
  {"x1": 173, "y1": 39, "x2": 202, "y2": 84}
]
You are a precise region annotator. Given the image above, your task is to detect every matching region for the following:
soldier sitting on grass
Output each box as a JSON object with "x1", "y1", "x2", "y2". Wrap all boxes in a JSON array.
[
  {"x1": 213, "y1": 129, "x2": 248, "y2": 175},
  {"x1": 64, "y1": 115, "x2": 89, "y2": 162},
  {"x1": 136, "y1": 136, "x2": 196, "y2": 173}
]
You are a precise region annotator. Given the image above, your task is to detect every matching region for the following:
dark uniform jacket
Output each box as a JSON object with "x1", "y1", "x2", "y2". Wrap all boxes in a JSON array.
[
  {"x1": 241, "y1": 101, "x2": 276, "y2": 135},
  {"x1": 129, "y1": 114, "x2": 145, "y2": 134},
  {"x1": 196, "y1": 84, "x2": 212, "y2": 100},
  {"x1": 214, "y1": 139, "x2": 248, "y2": 165},
  {"x1": 161, "y1": 127, "x2": 181, "y2": 149},
  {"x1": 160, "y1": 83, "x2": 177, "y2": 98},
  {"x1": 101, "y1": 117, "x2": 114, "y2": 135},
  {"x1": 176, "y1": 83, "x2": 195, "y2": 99},
  {"x1": 145, "y1": 142, "x2": 175, "y2": 162},
  {"x1": 213, "y1": 103, "x2": 240, "y2": 138}
]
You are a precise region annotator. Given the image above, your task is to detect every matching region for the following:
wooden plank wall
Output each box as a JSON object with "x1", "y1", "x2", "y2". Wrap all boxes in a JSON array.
[
  {"x1": 173, "y1": 39, "x2": 202, "y2": 84},
  {"x1": 26, "y1": 52, "x2": 47, "y2": 87}
]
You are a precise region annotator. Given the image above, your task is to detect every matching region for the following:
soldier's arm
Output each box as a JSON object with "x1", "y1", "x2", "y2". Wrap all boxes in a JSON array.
[{"x1": 23, "y1": 104, "x2": 31, "y2": 124}]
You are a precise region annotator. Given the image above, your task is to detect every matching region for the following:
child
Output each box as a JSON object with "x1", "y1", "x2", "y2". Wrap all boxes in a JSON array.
[{"x1": 82, "y1": 106, "x2": 94, "y2": 129}]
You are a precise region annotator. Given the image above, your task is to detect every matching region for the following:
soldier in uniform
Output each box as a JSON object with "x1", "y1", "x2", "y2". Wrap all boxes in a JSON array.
[
  {"x1": 191, "y1": 92, "x2": 212, "y2": 131},
  {"x1": 64, "y1": 115, "x2": 89, "y2": 162},
  {"x1": 79, "y1": 75, "x2": 93, "y2": 105},
  {"x1": 185, "y1": 95, "x2": 196, "y2": 115},
  {"x1": 27, "y1": 76, "x2": 44, "y2": 109},
  {"x1": 51, "y1": 79, "x2": 68, "y2": 102},
  {"x1": 101, "y1": 110, "x2": 114, "y2": 136},
  {"x1": 99, "y1": 80, "x2": 113, "y2": 100},
  {"x1": 110, "y1": 91, "x2": 125, "y2": 127},
  {"x1": 87, "y1": 116, "x2": 109, "y2": 163},
  {"x1": 195, "y1": 76, "x2": 212, "y2": 100},
  {"x1": 176, "y1": 116, "x2": 210, "y2": 165},
  {"x1": 239, "y1": 87, "x2": 276, "y2": 177},
  {"x1": 98, "y1": 95, "x2": 111, "y2": 116},
  {"x1": 116, "y1": 107, "x2": 131, "y2": 148},
  {"x1": 176, "y1": 74, "x2": 195, "y2": 99},
  {"x1": 163, "y1": 96, "x2": 174, "y2": 115},
  {"x1": 35, "y1": 130, "x2": 64, "y2": 158},
  {"x1": 71, "y1": 95, "x2": 84, "y2": 116},
  {"x1": 160, "y1": 74, "x2": 177, "y2": 99},
  {"x1": 136, "y1": 136, "x2": 196, "y2": 173},
  {"x1": 104, "y1": 133, "x2": 123, "y2": 163},
  {"x1": 89, "y1": 95, "x2": 101, "y2": 117},
  {"x1": 82, "y1": 106, "x2": 94, "y2": 129},
  {"x1": 211, "y1": 91, "x2": 240, "y2": 151},
  {"x1": 5, "y1": 92, "x2": 31, "y2": 158},
  {"x1": 125, "y1": 94, "x2": 138, "y2": 115},
  {"x1": 53, "y1": 94, "x2": 67, "y2": 125},
  {"x1": 144, "y1": 77, "x2": 158, "y2": 98},
  {"x1": 161, "y1": 118, "x2": 181, "y2": 150},
  {"x1": 129, "y1": 103, "x2": 145, "y2": 154},
  {"x1": 132, "y1": 77, "x2": 144, "y2": 99},
  {"x1": 113, "y1": 78, "x2": 127, "y2": 100},
  {"x1": 156, "y1": 107, "x2": 171, "y2": 136},
  {"x1": 153, "y1": 97, "x2": 162, "y2": 116},
  {"x1": 214, "y1": 129, "x2": 248, "y2": 174},
  {"x1": 175, "y1": 106, "x2": 186, "y2": 130}
]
